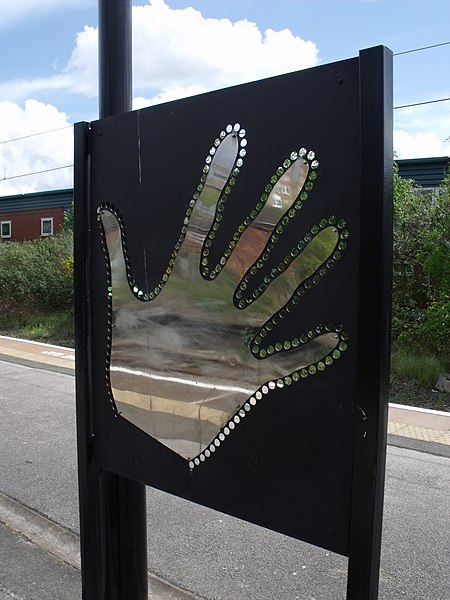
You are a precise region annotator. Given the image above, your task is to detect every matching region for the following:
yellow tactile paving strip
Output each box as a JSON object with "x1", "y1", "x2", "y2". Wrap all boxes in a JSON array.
[
  {"x1": 388, "y1": 404, "x2": 450, "y2": 446},
  {"x1": 388, "y1": 421, "x2": 450, "y2": 445},
  {"x1": 0, "y1": 335, "x2": 75, "y2": 371},
  {"x1": 1, "y1": 335, "x2": 449, "y2": 445}
]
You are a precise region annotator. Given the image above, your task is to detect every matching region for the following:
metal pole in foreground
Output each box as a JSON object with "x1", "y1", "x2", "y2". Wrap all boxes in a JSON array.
[
  {"x1": 97, "y1": 1, "x2": 148, "y2": 598},
  {"x1": 99, "y1": 0, "x2": 133, "y2": 118},
  {"x1": 76, "y1": 2, "x2": 147, "y2": 599}
]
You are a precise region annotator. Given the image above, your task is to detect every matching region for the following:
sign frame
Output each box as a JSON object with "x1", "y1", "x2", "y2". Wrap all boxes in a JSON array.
[{"x1": 75, "y1": 45, "x2": 393, "y2": 600}]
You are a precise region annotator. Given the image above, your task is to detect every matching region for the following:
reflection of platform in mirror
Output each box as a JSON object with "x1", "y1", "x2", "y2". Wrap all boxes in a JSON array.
[
  {"x1": 108, "y1": 325, "x2": 342, "y2": 462},
  {"x1": 100, "y1": 126, "x2": 350, "y2": 465}
]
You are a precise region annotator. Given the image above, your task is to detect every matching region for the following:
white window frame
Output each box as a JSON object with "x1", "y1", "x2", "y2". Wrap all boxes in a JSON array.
[
  {"x1": 41, "y1": 217, "x2": 54, "y2": 237},
  {"x1": 1, "y1": 220, "x2": 11, "y2": 239}
]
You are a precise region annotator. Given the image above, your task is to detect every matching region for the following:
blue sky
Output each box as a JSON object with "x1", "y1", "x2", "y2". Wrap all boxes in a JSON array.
[{"x1": 0, "y1": 0, "x2": 449, "y2": 194}]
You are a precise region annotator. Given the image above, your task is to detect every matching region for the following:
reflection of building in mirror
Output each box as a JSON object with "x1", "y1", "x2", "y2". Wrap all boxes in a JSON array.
[{"x1": 100, "y1": 128, "x2": 349, "y2": 466}]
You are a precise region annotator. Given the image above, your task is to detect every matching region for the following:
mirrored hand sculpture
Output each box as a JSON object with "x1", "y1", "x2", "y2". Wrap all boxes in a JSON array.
[{"x1": 98, "y1": 123, "x2": 349, "y2": 467}]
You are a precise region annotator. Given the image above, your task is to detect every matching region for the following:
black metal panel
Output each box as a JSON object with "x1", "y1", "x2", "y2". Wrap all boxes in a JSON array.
[{"x1": 82, "y1": 57, "x2": 365, "y2": 556}]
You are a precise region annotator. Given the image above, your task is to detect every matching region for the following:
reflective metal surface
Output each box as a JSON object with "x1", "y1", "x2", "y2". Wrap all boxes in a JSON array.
[{"x1": 100, "y1": 131, "x2": 344, "y2": 461}]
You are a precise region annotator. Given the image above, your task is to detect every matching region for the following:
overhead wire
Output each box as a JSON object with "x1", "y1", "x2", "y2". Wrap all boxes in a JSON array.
[
  {"x1": 0, "y1": 125, "x2": 73, "y2": 146},
  {"x1": 1, "y1": 41, "x2": 449, "y2": 183},
  {"x1": 394, "y1": 97, "x2": 450, "y2": 110},
  {"x1": 394, "y1": 41, "x2": 450, "y2": 56},
  {"x1": 1, "y1": 164, "x2": 73, "y2": 182},
  {"x1": 393, "y1": 41, "x2": 450, "y2": 109}
]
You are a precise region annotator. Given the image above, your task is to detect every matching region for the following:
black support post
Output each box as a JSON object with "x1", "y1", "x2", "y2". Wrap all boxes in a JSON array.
[
  {"x1": 75, "y1": 2, "x2": 148, "y2": 599},
  {"x1": 99, "y1": 0, "x2": 132, "y2": 117},
  {"x1": 346, "y1": 46, "x2": 393, "y2": 599}
]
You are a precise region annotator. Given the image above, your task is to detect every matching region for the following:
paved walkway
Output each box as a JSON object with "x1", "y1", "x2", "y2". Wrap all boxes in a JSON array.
[
  {"x1": 0, "y1": 334, "x2": 448, "y2": 453},
  {"x1": 1, "y1": 335, "x2": 449, "y2": 599}
]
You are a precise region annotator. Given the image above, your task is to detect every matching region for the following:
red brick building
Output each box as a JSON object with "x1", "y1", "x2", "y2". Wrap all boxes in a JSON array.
[{"x1": 0, "y1": 189, "x2": 73, "y2": 241}]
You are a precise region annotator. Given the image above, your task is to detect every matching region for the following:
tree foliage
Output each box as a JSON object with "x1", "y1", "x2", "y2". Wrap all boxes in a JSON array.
[
  {"x1": 392, "y1": 168, "x2": 450, "y2": 358},
  {"x1": 63, "y1": 203, "x2": 74, "y2": 232}
]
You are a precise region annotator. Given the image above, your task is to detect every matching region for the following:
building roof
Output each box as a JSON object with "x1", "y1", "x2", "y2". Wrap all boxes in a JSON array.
[
  {"x1": 396, "y1": 156, "x2": 449, "y2": 188},
  {"x1": 0, "y1": 188, "x2": 73, "y2": 213}
]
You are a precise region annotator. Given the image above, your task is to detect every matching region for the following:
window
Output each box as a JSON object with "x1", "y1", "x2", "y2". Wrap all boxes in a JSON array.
[
  {"x1": 272, "y1": 196, "x2": 283, "y2": 208},
  {"x1": 41, "y1": 217, "x2": 54, "y2": 236},
  {"x1": 1, "y1": 220, "x2": 11, "y2": 239}
]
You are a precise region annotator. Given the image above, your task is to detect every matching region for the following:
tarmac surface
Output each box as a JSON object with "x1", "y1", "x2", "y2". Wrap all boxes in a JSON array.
[{"x1": 0, "y1": 335, "x2": 449, "y2": 599}]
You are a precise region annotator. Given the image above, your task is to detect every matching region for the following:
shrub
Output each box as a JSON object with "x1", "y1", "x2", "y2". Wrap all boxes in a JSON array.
[
  {"x1": 0, "y1": 230, "x2": 74, "y2": 314},
  {"x1": 392, "y1": 170, "x2": 450, "y2": 359}
]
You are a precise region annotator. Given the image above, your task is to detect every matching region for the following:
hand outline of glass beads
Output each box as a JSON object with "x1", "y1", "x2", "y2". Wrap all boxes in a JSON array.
[{"x1": 98, "y1": 123, "x2": 350, "y2": 467}]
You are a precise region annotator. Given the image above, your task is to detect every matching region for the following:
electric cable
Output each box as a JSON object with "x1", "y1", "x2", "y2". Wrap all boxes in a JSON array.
[
  {"x1": 1, "y1": 164, "x2": 73, "y2": 182},
  {"x1": 394, "y1": 41, "x2": 450, "y2": 56}
]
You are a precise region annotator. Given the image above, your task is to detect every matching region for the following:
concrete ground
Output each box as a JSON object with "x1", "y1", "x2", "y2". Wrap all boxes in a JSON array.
[{"x1": 0, "y1": 336, "x2": 449, "y2": 599}]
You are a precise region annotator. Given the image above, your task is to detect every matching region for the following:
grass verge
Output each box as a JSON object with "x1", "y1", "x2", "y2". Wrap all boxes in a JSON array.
[
  {"x1": 391, "y1": 348, "x2": 447, "y2": 388},
  {"x1": 390, "y1": 348, "x2": 449, "y2": 412},
  {"x1": 0, "y1": 309, "x2": 74, "y2": 348}
]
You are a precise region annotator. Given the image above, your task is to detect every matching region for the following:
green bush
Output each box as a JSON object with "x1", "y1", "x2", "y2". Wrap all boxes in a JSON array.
[
  {"x1": 392, "y1": 170, "x2": 450, "y2": 361},
  {"x1": 395, "y1": 298, "x2": 450, "y2": 360},
  {"x1": 0, "y1": 230, "x2": 74, "y2": 314}
]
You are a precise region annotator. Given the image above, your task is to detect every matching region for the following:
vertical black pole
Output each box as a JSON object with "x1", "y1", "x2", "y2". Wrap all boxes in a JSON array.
[
  {"x1": 99, "y1": 0, "x2": 132, "y2": 117},
  {"x1": 346, "y1": 46, "x2": 393, "y2": 599},
  {"x1": 97, "y1": 1, "x2": 148, "y2": 598},
  {"x1": 75, "y1": 2, "x2": 148, "y2": 599}
]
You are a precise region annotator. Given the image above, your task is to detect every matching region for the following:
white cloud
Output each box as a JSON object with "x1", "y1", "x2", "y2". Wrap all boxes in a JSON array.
[
  {"x1": 133, "y1": 85, "x2": 208, "y2": 109},
  {"x1": 394, "y1": 130, "x2": 450, "y2": 159},
  {"x1": 0, "y1": 1, "x2": 319, "y2": 195},
  {"x1": 0, "y1": 75, "x2": 74, "y2": 103},
  {"x1": 0, "y1": 1, "x2": 318, "y2": 105},
  {"x1": 0, "y1": 0, "x2": 95, "y2": 29},
  {"x1": 132, "y1": 1, "x2": 318, "y2": 96},
  {"x1": 63, "y1": 25, "x2": 99, "y2": 97},
  {"x1": 1, "y1": 0, "x2": 448, "y2": 197},
  {"x1": 394, "y1": 102, "x2": 450, "y2": 158},
  {"x1": 0, "y1": 100, "x2": 73, "y2": 196},
  {"x1": 0, "y1": 26, "x2": 98, "y2": 102}
]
